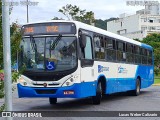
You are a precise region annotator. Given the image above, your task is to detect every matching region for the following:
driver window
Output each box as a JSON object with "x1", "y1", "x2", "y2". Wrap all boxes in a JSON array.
[{"x1": 84, "y1": 36, "x2": 93, "y2": 59}]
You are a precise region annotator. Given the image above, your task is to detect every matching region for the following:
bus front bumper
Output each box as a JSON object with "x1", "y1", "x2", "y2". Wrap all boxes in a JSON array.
[{"x1": 17, "y1": 82, "x2": 96, "y2": 98}]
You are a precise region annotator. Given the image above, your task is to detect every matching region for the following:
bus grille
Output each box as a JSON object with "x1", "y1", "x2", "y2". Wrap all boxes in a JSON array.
[
  {"x1": 35, "y1": 89, "x2": 57, "y2": 94},
  {"x1": 27, "y1": 75, "x2": 65, "y2": 81}
]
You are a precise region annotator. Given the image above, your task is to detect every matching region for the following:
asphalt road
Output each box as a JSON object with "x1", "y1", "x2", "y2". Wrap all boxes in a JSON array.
[{"x1": 1, "y1": 85, "x2": 160, "y2": 120}]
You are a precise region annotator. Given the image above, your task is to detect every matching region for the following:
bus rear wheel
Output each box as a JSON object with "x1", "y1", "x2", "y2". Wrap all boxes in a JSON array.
[
  {"x1": 131, "y1": 78, "x2": 140, "y2": 96},
  {"x1": 92, "y1": 82, "x2": 102, "y2": 105},
  {"x1": 49, "y1": 98, "x2": 57, "y2": 104}
]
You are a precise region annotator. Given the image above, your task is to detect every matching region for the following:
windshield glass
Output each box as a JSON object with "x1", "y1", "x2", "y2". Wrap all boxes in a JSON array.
[{"x1": 20, "y1": 36, "x2": 77, "y2": 71}]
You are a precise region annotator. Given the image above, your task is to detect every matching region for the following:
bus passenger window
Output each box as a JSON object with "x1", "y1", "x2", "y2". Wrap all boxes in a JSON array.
[
  {"x1": 148, "y1": 50, "x2": 152, "y2": 65},
  {"x1": 126, "y1": 43, "x2": 134, "y2": 63},
  {"x1": 105, "y1": 38, "x2": 116, "y2": 61},
  {"x1": 106, "y1": 38, "x2": 114, "y2": 49},
  {"x1": 116, "y1": 41, "x2": 126, "y2": 62},
  {"x1": 135, "y1": 46, "x2": 141, "y2": 64},
  {"x1": 94, "y1": 36, "x2": 105, "y2": 60}
]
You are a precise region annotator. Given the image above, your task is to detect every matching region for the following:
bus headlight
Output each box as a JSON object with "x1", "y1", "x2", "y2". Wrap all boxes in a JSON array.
[
  {"x1": 18, "y1": 76, "x2": 27, "y2": 86},
  {"x1": 62, "y1": 75, "x2": 79, "y2": 87},
  {"x1": 18, "y1": 75, "x2": 31, "y2": 86},
  {"x1": 62, "y1": 77, "x2": 74, "y2": 87}
]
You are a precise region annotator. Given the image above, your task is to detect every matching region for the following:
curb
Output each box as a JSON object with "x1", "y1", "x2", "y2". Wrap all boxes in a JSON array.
[{"x1": 152, "y1": 84, "x2": 160, "y2": 86}]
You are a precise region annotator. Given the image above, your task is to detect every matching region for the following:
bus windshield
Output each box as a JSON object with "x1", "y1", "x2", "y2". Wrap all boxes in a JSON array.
[{"x1": 20, "y1": 36, "x2": 77, "y2": 72}]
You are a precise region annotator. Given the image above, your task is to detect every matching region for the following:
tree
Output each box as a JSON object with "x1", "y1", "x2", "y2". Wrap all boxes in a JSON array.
[
  {"x1": 52, "y1": 17, "x2": 63, "y2": 20},
  {"x1": 95, "y1": 19, "x2": 107, "y2": 30},
  {"x1": 10, "y1": 22, "x2": 22, "y2": 65},
  {"x1": 58, "y1": 4, "x2": 95, "y2": 25},
  {"x1": 142, "y1": 33, "x2": 160, "y2": 67},
  {"x1": 0, "y1": 22, "x2": 21, "y2": 68}
]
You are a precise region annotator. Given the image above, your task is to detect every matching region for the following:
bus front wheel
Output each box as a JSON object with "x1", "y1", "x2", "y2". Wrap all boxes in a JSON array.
[
  {"x1": 92, "y1": 82, "x2": 102, "y2": 105},
  {"x1": 49, "y1": 98, "x2": 57, "y2": 104}
]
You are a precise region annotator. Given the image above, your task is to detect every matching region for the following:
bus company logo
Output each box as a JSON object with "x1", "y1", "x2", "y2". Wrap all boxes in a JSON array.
[
  {"x1": 98, "y1": 65, "x2": 109, "y2": 73},
  {"x1": 118, "y1": 66, "x2": 128, "y2": 74}
]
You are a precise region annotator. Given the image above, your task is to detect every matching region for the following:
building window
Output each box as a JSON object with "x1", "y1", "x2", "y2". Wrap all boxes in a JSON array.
[
  {"x1": 141, "y1": 26, "x2": 147, "y2": 31},
  {"x1": 121, "y1": 22, "x2": 122, "y2": 27},
  {"x1": 148, "y1": 6, "x2": 152, "y2": 10},
  {"x1": 149, "y1": 20, "x2": 153, "y2": 23},
  {"x1": 148, "y1": 26, "x2": 156, "y2": 30},
  {"x1": 141, "y1": 18, "x2": 147, "y2": 22}
]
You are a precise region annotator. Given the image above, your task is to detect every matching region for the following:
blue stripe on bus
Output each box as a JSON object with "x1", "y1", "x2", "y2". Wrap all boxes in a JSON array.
[
  {"x1": 135, "y1": 65, "x2": 154, "y2": 88},
  {"x1": 140, "y1": 43, "x2": 152, "y2": 50},
  {"x1": 97, "y1": 65, "x2": 154, "y2": 94},
  {"x1": 17, "y1": 65, "x2": 154, "y2": 98},
  {"x1": 17, "y1": 82, "x2": 96, "y2": 98}
]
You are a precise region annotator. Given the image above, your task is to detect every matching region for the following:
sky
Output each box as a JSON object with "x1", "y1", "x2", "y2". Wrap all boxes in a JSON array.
[{"x1": 9, "y1": 0, "x2": 148, "y2": 24}]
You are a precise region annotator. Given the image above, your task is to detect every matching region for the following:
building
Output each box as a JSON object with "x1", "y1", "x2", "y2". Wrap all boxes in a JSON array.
[{"x1": 107, "y1": 3, "x2": 160, "y2": 40}]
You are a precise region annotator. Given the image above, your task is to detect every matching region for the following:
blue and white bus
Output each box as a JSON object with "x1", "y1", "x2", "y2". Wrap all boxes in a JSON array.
[{"x1": 17, "y1": 20, "x2": 154, "y2": 104}]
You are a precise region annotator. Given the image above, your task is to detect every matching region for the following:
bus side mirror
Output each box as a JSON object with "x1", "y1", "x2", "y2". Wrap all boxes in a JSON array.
[{"x1": 79, "y1": 34, "x2": 86, "y2": 48}]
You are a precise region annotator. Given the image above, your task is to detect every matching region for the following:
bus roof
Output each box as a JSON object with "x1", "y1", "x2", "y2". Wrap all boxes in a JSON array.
[{"x1": 23, "y1": 20, "x2": 152, "y2": 50}]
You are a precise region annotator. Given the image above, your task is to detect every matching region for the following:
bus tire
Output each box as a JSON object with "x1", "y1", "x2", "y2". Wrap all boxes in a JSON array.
[
  {"x1": 92, "y1": 82, "x2": 102, "y2": 105},
  {"x1": 49, "y1": 98, "x2": 57, "y2": 104},
  {"x1": 132, "y1": 78, "x2": 141, "y2": 96}
]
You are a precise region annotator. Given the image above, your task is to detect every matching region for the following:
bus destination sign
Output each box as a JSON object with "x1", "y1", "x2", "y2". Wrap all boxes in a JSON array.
[{"x1": 22, "y1": 22, "x2": 76, "y2": 35}]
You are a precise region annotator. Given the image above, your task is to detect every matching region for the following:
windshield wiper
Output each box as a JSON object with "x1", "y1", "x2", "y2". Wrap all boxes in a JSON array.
[
  {"x1": 51, "y1": 34, "x2": 62, "y2": 49},
  {"x1": 30, "y1": 36, "x2": 37, "y2": 52}
]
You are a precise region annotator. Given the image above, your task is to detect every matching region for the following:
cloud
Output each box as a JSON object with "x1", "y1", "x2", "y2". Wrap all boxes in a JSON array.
[{"x1": 10, "y1": 0, "x2": 145, "y2": 24}]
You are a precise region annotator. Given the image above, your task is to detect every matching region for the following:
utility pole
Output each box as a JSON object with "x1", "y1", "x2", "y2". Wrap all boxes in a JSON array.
[
  {"x1": 2, "y1": 0, "x2": 12, "y2": 119},
  {"x1": 27, "y1": 0, "x2": 29, "y2": 23}
]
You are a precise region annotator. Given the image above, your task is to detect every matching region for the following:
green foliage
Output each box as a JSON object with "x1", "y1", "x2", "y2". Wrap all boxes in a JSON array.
[
  {"x1": 0, "y1": 79, "x2": 4, "y2": 98},
  {"x1": 154, "y1": 67, "x2": 159, "y2": 76},
  {"x1": 106, "y1": 17, "x2": 119, "y2": 22},
  {"x1": 12, "y1": 72, "x2": 20, "y2": 83},
  {"x1": 0, "y1": 71, "x2": 20, "y2": 111},
  {"x1": 52, "y1": 17, "x2": 63, "y2": 20},
  {"x1": 142, "y1": 33, "x2": 160, "y2": 67},
  {"x1": 58, "y1": 4, "x2": 95, "y2": 25},
  {"x1": 95, "y1": 19, "x2": 107, "y2": 30},
  {"x1": 0, "y1": 104, "x2": 5, "y2": 112},
  {"x1": 154, "y1": 77, "x2": 160, "y2": 84},
  {"x1": 0, "y1": 22, "x2": 22, "y2": 68},
  {"x1": 59, "y1": 4, "x2": 85, "y2": 20},
  {"x1": 10, "y1": 22, "x2": 22, "y2": 65},
  {"x1": 56, "y1": 4, "x2": 119, "y2": 29},
  {"x1": 133, "y1": 38, "x2": 141, "y2": 42}
]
